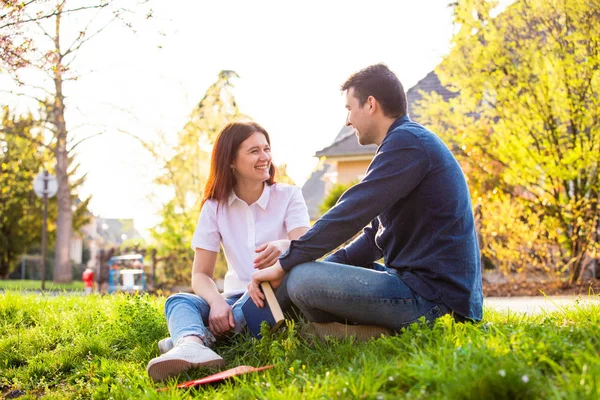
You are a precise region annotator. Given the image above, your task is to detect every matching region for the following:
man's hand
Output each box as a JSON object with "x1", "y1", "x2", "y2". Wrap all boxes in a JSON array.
[
  {"x1": 207, "y1": 297, "x2": 235, "y2": 336},
  {"x1": 254, "y1": 239, "x2": 290, "y2": 270},
  {"x1": 249, "y1": 262, "x2": 286, "y2": 307}
]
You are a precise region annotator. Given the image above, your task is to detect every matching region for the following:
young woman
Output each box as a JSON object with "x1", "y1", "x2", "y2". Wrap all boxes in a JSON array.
[{"x1": 146, "y1": 121, "x2": 310, "y2": 381}]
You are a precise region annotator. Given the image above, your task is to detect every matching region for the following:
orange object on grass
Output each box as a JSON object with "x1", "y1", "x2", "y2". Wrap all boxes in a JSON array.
[{"x1": 157, "y1": 365, "x2": 274, "y2": 391}]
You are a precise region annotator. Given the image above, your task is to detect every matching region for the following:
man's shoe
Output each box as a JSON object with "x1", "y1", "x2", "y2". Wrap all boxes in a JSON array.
[
  {"x1": 158, "y1": 337, "x2": 174, "y2": 354},
  {"x1": 146, "y1": 341, "x2": 225, "y2": 381},
  {"x1": 303, "y1": 322, "x2": 391, "y2": 341}
]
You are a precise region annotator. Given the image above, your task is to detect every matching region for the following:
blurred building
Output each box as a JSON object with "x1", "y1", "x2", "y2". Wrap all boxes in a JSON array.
[{"x1": 78, "y1": 215, "x2": 144, "y2": 269}]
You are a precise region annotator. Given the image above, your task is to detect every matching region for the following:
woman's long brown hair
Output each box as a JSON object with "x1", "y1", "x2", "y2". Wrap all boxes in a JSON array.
[{"x1": 201, "y1": 121, "x2": 277, "y2": 208}]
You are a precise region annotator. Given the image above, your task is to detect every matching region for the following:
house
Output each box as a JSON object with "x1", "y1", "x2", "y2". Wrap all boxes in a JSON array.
[
  {"x1": 78, "y1": 215, "x2": 144, "y2": 269},
  {"x1": 302, "y1": 71, "x2": 458, "y2": 219}
]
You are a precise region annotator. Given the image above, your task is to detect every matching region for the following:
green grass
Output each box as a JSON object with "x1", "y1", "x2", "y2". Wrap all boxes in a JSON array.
[
  {"x1": 0, "y1": 279, "x2": 85, "y2": 291},
  {"x1": 1, "y1": 292, "x2": 599, "y2": 399}
]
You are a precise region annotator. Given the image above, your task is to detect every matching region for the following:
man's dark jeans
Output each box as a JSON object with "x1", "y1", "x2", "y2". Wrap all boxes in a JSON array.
[{"x1": 286, "y1": 261, "x2": 451, "y2": 330}]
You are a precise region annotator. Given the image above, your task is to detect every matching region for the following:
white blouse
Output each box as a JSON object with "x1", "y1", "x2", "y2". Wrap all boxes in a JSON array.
[{"x1": 191, "y1": 183, "x2": 310, "y2": 296}]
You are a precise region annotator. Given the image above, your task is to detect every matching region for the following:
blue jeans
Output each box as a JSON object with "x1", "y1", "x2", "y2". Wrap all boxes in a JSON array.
[
  {"x1": 164, "y1": 292, "x2": 248, "y2": 346},
  {"x1": 164, "y1": 274, "x2": 296, "y2": 346},
  {"x1": 286, "y1": 261, "x2": 451, "y2": 331}
]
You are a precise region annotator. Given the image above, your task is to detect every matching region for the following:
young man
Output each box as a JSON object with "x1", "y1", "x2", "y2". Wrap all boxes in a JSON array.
[{"x1": 249, "y1": 64, "x2": 482, "y2": 336}]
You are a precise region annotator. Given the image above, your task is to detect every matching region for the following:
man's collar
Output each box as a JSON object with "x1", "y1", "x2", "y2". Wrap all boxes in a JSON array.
[
  {"x1": 387, "y1": 115, "x2": 411, "y2": 134},
  {"x1": 228, "y1": 183, "x2": 270, "y2": 209}
]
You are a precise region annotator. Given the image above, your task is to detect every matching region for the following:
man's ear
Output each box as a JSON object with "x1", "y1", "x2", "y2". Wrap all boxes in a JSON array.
[{"x1": 367, "y1": 96, "x2": 377, "y2": 114}]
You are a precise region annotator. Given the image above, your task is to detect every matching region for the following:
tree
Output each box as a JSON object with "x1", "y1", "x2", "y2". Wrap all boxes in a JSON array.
[
  {"x1": 0, "y1": 107, "x2": 91, "y2": 278},
  {"x1": 275, "y1": 163, "x2": 295, "y2": 186},
  {"x1": 142, "y1": 71, "x2": 243, "y2": 284},
  {"x1": 0, "y1": 1, "x2": 32, "y2": 72},
  {"x1": 1, "y1": 0, "x2": 151, "y2": 282},
  {"x1": 0, "y1": 108, "x2": 53, "y2": 277},
  {"x1": 149, "y1": 71, "x2": 243, "y2": 251},
  {"x1": 141, "y1": 71, "x2": 295, "y2": 285},
  {"x1": 416, "y1": 0, "x2": 600, "y2": 283}
]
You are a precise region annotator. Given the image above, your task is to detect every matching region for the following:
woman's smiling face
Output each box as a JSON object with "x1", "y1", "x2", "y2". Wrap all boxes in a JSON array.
[{"x1": 231, "y1": 131, "x2": 272, "y2": 184}]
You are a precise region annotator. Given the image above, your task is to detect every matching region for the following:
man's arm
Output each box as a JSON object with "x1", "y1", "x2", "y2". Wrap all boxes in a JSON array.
[
  {"x1": 253, "y1": 227, "x2": 310, "y2": 270},
  {"x1": 279, "y1": 131, "x2": 430, "y2": 271},
  {"x1": 325, "y1": 218, "x2": 383, "y2": 266}
]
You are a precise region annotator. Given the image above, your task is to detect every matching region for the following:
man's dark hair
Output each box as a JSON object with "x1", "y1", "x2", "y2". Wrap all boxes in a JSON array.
[{"x1": 341, "y1": 63, "x2": 407, "y2": 118}]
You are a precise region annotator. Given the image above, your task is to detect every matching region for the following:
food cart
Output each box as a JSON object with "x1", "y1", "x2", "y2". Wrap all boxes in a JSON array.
[{"x1": 108, "y1": 254, "x2": 146, "y2": 294}]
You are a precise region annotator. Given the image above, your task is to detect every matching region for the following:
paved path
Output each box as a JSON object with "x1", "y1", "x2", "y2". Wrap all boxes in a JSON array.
[{"x1": 485, "y1": 296, "x2": 599, "y2": 315}]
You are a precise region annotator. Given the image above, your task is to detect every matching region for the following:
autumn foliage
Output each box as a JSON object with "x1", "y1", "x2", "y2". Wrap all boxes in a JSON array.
[{"x1": 417, "y1": 0, "x2": 600, "y2": 284}]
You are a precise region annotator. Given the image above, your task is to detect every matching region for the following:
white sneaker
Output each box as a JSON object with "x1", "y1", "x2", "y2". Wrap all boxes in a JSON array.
[
  {"x1": 158, "y1": 337, "x2": 173, "y2": 354},
  {"x1": 146, "y1": 340, "x2": 225, "y2": 381}
]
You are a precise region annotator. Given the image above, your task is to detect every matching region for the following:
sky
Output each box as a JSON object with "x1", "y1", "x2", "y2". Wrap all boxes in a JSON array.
[{"x1": 2, "y1": 0, "x2": 459, "y2": 240}]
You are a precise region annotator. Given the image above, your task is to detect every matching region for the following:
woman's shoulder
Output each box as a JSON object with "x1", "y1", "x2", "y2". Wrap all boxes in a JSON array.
[
  {"x1": 202, "y1": 198, "x2": 219, "y2": 207},
  {"x1": 200, "y1": 199, "x2": 219, "y2": 214}
]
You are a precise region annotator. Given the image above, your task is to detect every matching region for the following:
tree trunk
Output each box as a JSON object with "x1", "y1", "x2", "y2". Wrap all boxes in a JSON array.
[
  {"x1": 52, "y1": 7, "x2": 73, "y2": 283},
  {"x1": 569, "y1": 251, "x2": 584, "y2": 286}
]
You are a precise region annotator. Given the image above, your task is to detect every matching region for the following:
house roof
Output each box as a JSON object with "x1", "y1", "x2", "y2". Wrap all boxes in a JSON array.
[
  {"x1": 315, "y1": 126, "x2": 378, "y2": 158},
  {"x1": 407, "y1": 70, "x2": 458, "y2": 117},
  {"x1": 314, "y1": 71, "x2": 457, "y2": 158},
  {"x1": 96, "y1": 218, "x2": 143, "y2": 246},
  {"x1": 301, "y1": 163, "x2": 331, "y2": 220}
]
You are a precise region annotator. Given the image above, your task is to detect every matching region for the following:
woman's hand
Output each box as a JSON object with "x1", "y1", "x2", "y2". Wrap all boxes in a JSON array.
[
  {"x1": 249, "y1": 262, "x2": 286, "y2": 307},
  {"x1": 247, "y1": 279, "x2": 265, "y2": 308},
  {"x1": 207, "y1": 297, "x2": 235, "y2": 336},
  {"x1": 254, "y1": 239, "x2": 290, "y2": 270}
]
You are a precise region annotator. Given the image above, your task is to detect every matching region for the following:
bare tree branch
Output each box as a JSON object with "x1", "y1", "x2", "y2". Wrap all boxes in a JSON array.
[
  {"x1": 118, "y1": 128, "x2": 161, "y2": 158},
  {"x1": 63, "y1": 6, "x2": 110, "y2": 58},
  {"x1": 100, "y1": 101, "x2": 144, "y2": 121},
  {"x1": 66, "y1": 121, "x2": 106, "y2": 133},
  {"x1": 63, "y1": 20, "x2": 115, "y2": 69},
  {"x1": 0, "y1": 89, "x2": 47, "y2": 106},
  {"x1": 31, "y1": 16, "x2": 55, "y2": 43},
  {"x1": 0, "y1": 3, "x2": 108, "y2": 31},
  {"x1": 28, "y1": 84, "x2": 54, "y2": 97},
  {"x1": 67, "y1": 131, "x2": 104, "y2": 154},
  {"x1": 0, "y1": 0, "x2": 37, "y2": 21}
]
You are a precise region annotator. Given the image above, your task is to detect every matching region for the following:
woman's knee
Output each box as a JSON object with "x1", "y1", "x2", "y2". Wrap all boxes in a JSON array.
[{"x1": 164, "y1": 292, "x2": 208, "y2": 315}]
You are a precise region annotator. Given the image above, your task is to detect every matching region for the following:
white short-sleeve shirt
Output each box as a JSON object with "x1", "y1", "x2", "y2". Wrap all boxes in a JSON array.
[{"x1": 191, "y1": 183, "x2": 310, "y2": 296}]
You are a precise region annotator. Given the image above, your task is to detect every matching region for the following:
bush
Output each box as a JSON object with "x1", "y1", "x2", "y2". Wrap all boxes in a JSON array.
[{"x1": 319, "y1": 181, "x2": 357, "y2": 215}]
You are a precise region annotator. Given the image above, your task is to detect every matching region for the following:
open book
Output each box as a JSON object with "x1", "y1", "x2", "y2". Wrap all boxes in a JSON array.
[{"x1": 241, "y1": 282, "x2": 284, "y2": 338}]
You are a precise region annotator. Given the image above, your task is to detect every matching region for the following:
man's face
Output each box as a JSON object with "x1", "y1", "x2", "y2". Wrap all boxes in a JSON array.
[{"x1": 345, "y1": 87, "x2": 374, "y2": 146}]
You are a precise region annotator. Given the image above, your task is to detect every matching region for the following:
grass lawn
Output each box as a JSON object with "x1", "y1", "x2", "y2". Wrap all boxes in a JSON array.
[
  {"x1": 0, "y1": 280, "x2": 85, "y2": 291},
  {"x1": 1, "y1": 292, "x2": 599, "y2": 399}
]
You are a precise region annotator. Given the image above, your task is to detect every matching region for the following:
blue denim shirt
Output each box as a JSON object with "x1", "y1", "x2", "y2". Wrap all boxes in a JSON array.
[{"x1": 280, "y1": 116, "x2": 483, "y2": 321}]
